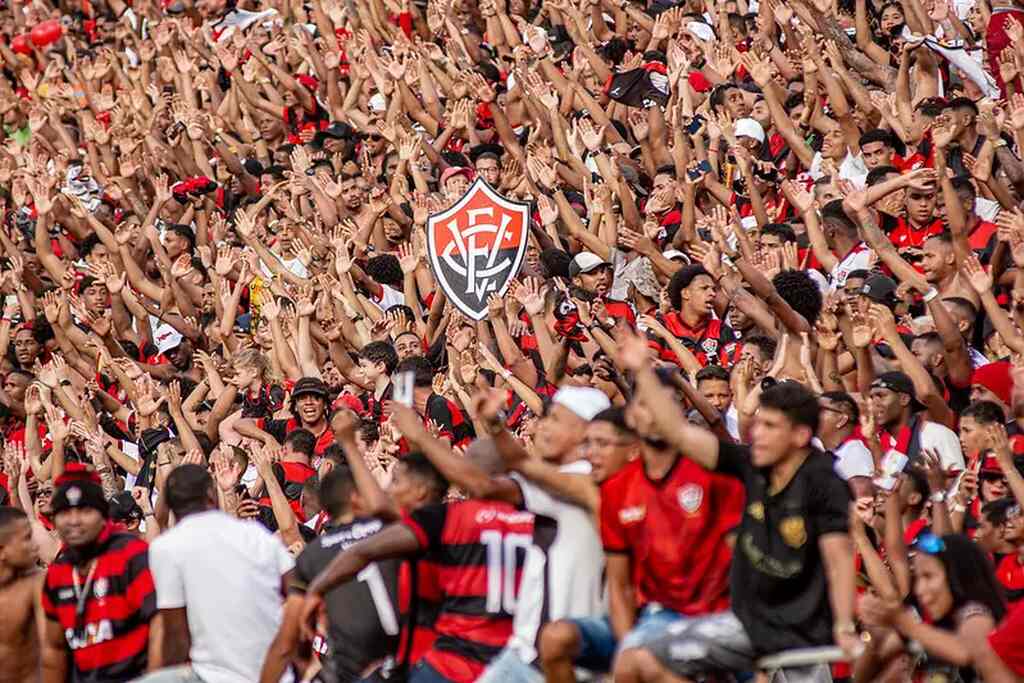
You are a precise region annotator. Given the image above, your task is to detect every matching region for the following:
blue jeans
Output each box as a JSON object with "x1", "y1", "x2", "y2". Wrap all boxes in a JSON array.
[
  {"x1": 408, "y1": 661, "x2": 452, "y2": 683},
  {"x1": 569, "y1": 603, "x2": 690, "y2": 673},
  {"x1": 131, "y1": 666, "x2": 204, "y2": 682},
  {"x1": 477, "y1": 648, "x2": 545, "y2": 683}
]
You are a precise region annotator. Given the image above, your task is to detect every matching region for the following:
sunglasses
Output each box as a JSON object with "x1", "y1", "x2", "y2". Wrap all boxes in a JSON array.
[{"x1": 913, "y1": 531, "x2": 946, "y2": 555}]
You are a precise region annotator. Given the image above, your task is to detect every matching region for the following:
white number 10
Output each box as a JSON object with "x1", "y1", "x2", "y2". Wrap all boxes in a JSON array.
[{"x1": 481, "y1": 531, "x2": 531, "y2": 614}]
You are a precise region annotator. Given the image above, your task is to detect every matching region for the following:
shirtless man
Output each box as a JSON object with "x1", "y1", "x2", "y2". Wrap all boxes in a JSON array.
[{"x1": 0, "y1": 506, "x2": 43, "y2": 683}]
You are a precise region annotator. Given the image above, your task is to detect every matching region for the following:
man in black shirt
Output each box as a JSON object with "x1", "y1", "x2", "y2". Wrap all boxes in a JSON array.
[
  {"x1": 259, "y1": 466, "x2": 400, "y2": 682},
  {"x1": 614, "y1": 333, "x2": 857, "y2": 683}
]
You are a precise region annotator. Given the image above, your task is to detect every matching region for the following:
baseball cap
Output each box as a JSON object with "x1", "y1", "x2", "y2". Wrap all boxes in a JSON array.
[
  {"x1": 871, "y1": 371, "x2": 925, "y2": 411},
  {"x1": 860, "y1": 273, "x2": 898, "y2": 307},
  {"x1": 569, "y1": 252, "x2": 611, "y2": 278},
  {"x1": 108, "y1": 491, "x2": 144, "y2": 523},
  {"x1": 662, "y1": 249, "x2": 691, "y2": 263},
  {"x1": 440, "y1": 167, "x2": 474, "y2": 186},
  {"x1": 734, "y1": 118, "x2": 765, "y2": 144},
  {"x1": 551, "y1": 386, "x2": 612, "y2": 421},
  {"x1": 292, "y1": 376, "x2": 329, "y2": 400}
]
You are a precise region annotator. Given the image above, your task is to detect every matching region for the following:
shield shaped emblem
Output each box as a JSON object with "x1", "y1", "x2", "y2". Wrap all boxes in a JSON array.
[{"x1": 426, "y1": 178, "x2": 530, "y2": 321}]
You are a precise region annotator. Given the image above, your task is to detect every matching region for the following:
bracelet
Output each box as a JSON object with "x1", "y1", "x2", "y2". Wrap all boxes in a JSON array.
[
  {"x1": 929, "y1": 490, "x2": 947, "y2": 504},
  {"x1": 993, "y1": 139, "x2": 1008, "y2": 149},
  {"x1": 922, "y1": 287, "x2": 940, "y2": 303},
  {"x1": 144, "y1": 512, "x2": 156, "y2": 517},
  {"x1": 951, "y1": 502, "x2": 966, "y2": 513}
]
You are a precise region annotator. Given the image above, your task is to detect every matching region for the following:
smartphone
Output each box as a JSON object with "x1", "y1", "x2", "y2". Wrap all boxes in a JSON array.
[
  {"x1": 687, "y1": 159, "x2": 712, "y2": 181},
  {"x1": 393, "y1": 370, "x2": 415, "y2": 408},
  {"x1": 685, "y1": 114, "x2": 705, "y2": 135},
  {"x1": 874, "y1": 449, "x2": 909, "y2": 491},
  {"x1": 235, "y1": 484, "x2": 251, "y2": 501}
]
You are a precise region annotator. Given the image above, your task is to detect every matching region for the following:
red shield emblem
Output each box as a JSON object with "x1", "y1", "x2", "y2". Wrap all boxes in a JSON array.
[{"x1": 426, "y1": 178, "x2": 530, "y2": 321}]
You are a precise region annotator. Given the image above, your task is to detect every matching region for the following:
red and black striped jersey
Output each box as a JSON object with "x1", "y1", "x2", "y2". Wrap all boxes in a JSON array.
[
  {"x1": 41, "y1": 523, "x2": 156, "y2": 682},
  {"x1": 402, "y1": 500, "x2": 534, "y2": 682},
  {"x1": 425, "y1": 393, "x2": 474, "y2": 449},
  {"x1": 647, "y1": 312, "x2": 739, "y2": 368}
]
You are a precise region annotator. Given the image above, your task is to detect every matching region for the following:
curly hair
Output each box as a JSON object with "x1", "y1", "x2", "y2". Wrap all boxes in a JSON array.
[
  {"x1": 772, "y1": 269, "x2": 822, "y2": 325},
  {"x1": 365, "y1": 254, "x2": 404, "y2": 288}
]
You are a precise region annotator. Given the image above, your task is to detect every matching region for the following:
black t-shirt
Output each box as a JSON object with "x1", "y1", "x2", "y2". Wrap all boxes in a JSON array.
[
  {"x1": 291, "y1": 518, "x2": 401, "y2": 681},
  {"x1": 716, "y1": 441, "x2": 851, "y2": 656}
]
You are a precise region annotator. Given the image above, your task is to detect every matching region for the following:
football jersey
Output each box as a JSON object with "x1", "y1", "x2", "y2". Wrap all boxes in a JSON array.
[
  {"x1": 402, "y1": 500, "x2": 534, "y2": 682},
  {"x1": 601, "y1": 455, "x2": 744, "y2": 615},
  {"x1": 292, "y1": 518, "x2": 401, "y2": 681},
  {"x1": 647, "y1": 312, "x2": 739, "y2": 368}
]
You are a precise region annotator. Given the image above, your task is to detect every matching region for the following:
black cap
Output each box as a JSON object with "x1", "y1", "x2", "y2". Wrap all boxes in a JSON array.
[
  {"x1": 108, "y1": 491, "x2": 144, "y2": 523},
  {"x1": 468, "y1": 143, "x2": 505, "y2": 163},
  {"x1": 292, "y1": 376, "x2": 329, "y2": 400},
  {"x1": 871, "y1": 371, "x2": 925, "y2": 411},
  {"x1": 860, "y1": 273, "x2": 898, "y2": 307},
  {"x1": 314, "y1": 121, "x2": 355, "y2": 144}
]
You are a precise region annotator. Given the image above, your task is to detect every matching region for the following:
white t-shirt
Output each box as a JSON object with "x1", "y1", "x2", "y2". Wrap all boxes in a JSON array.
[
  {"x1": 149, "y1": 510, "x2": 296, "y2": 683},
  {"x1": 506, "y1": 460, "x2": 604, "y2": 664},
  {"x1": 810, "y1": 151, "x2": 869, "y2": 188},
  {"x1": 919, "y1": 421, "x2": 967, "y2": 472},
  {"x1": 832, "y1": 438, "x2": 875, "y2": 480}
]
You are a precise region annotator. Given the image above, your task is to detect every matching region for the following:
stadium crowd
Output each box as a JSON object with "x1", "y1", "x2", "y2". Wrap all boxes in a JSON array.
[{"x1": 6, "y1": 0, "x2": 1024, "y2": 679}]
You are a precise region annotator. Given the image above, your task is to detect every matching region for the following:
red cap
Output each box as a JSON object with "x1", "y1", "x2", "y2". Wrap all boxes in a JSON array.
[{"x1": 440, "y1": 166, "x2": 473, "y2": 186}]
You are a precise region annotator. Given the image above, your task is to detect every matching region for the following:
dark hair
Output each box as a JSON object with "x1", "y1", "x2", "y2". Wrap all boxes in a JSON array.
[
  {"x1": 820, "y1": 200, "x2": 858, "y2": 238},
  {"x1": 943, "y1": 296, "x2": 979, "y2": 324},
  {"x1": 696, "y1": 365, "x2": 731, "y2": 383},
  {"x1": 540, "y1": 248, "x2": 573, "y2": 279},
  {"x1": 386, "y1": 304, "x2": 416, "y2": 324},
  {"x1": 0, "y1": 506, "x2": 27, "y2": 541},
  {"x1": 865, "y1": 166, "x2": 902, "y2": 187},
  {"x1": 744, "y1": 334, "x2": 778, "y2": 362},
  {"x1": 395, "y1": 356, "x2": 435, "y2": 388},
  {"x1": 361, "y1": 341, "x2": 400, "y2": 376},
  {"x1": 709, "y1": 82, "x2": 738, "y2": 112},
  {"x1": 821, "y1": 390, "x2": 860, "y2": 423},
  {"x1": 963, "y1": 400, "x2": 1006, "y2": 425},
  {"x1": 591, "y1": 406, "x2": 634, "y2": 435},
  {"x1": 165, "y1": 463, "x2": 214, "y2": 516},
  {"x1": 79, "y1": 233, "x2": 104, "y2": 258},
  {"x1": 365, "y1": 254, "x2": 404, "y2": 288},
  {"x1": 982, "y1": 497, "x2": 1019, "y2": 526},
  {"x1": 402, "y1": 452, "x2": 448, "y2": 502},
  {"x1": 848, "y1": 269, "x2": 872, "y2": 282},
  {"x1": 946, "y1": 97, "x2": 979, "y2": 116},
  {"x1": 760, "y1": 381, "x2": 820, "y2": 434},
  {"x1": 859, "y1": 129, "x2": 896, "y2": 148},
  {"x1": 667, "y1": 265, "x2": 712, "y2": 310},
  {"x1": 761, "y1": 223, "x2": 797, "y2": 244},
  {"x1": 772, "y1": 270, "x2": 823, "y2": 325},
  {"x1": 284, "y1": 429, "x2": 316, "y2": 458},
  {"x1": 653, "y1": 164, "x2": 677, "y2": 179},
  {"x1": 319, "y1": 465, "x2": 356, "y2": 518},
  {"x1": 167, "y1": 223, "x2": 196, "y2": 252},
  {"x1": 950, "y1": 175, "x2": 976, "y2": 198},
  {"x1": 931, "y1": 534, "x2": 1006, "y2": 623}
]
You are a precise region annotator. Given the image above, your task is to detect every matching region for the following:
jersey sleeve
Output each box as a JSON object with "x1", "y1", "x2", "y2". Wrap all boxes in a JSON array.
[
  {"x1": 290, "y1": 545, "x2": 314, "y2": 594},
  {"x1": 149, "y1": 538, "x2": 185, "y2": 610},
  {"x1": 715, "y1": 441, "x2": 753, "y2": 481},
  {"x1": 599, "y1": 484, "x2": 628, "y2": 554},
  {"x1": 808, "y1": 465, "x2": 852, "y2": 537},
  {"x1": 402, "y1": 502, "x2": 449, "y2": 551}
]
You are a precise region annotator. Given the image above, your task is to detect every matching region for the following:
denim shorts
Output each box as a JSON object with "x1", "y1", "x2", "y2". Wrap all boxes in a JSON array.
[{"x1": 568, "y1": 603, "x2": 694, "y2": 672}]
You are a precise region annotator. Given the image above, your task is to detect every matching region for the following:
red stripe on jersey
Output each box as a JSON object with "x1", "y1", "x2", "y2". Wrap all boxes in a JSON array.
[
  {"x1": 67, "y1": 623, "x2": 149, "y2": 673},
  {"x1": 433, "y1": 612, "x2": 515, "y2": 648}
]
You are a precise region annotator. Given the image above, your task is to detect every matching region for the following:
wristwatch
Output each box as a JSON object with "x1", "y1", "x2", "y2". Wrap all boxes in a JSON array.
[{"x1": 929, "y1": 490, "x2": 947, "y2": 504}]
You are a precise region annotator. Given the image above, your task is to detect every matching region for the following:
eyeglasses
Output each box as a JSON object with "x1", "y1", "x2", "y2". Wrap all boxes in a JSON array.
[{"x1": 913, "y1": 531, "x2": 946, "y2": 555}]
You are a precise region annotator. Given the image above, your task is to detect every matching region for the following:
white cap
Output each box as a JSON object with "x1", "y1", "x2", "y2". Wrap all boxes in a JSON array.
[
  {"x1": 734, "y1": 118, "x2": 765, "y2": 144},
  {"x1": 552, "y1": 386, "x2": 612, "y2": 421},
  {"x1": 154, "y1": 323, "x2": 183, "y2": 355},
  {"x1": 662, "y1": 249, "x2": 690, "y2": 262},
  {"x1": 569, "y1": 251, "x2": 611, "y2": 278},
  {"x1": 687, "y1": 21, "x2": 715, "y2": 42},
  {"x1": 368, "y1": 92, "x2": 387, "y2": 112}
]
